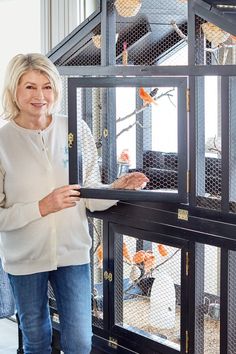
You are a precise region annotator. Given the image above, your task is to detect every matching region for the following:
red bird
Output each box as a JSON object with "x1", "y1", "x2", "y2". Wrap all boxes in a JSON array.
[{"x1": 139, "y1": 87, "x2": 158, "y2": 106}]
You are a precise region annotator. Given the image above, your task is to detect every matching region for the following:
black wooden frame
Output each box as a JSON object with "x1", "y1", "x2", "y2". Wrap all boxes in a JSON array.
[{"x1": 68, "y1": 76, "x2": 188, "y2": 202}]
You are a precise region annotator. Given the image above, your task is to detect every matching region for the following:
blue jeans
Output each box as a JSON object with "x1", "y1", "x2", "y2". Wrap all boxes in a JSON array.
[{"x1": 8, "y1": 264, "x2": 92, "y2": 354}]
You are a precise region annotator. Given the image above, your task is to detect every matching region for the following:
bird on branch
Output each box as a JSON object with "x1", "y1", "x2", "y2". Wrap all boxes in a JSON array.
[{"x1": 139, "y1": 87, "x2": 158, "y2": 106}]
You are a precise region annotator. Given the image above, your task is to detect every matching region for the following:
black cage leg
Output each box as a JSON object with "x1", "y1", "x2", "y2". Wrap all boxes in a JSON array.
[
  {"x1": 51, "y1": 327, "x2": 61, "y2": 354},
  {"x1": 16, "y1": 313, "x2": 24, "y2": 354}
]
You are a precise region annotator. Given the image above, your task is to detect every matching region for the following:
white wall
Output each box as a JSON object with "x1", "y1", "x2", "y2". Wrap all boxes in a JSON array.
[
  {"x1": 0, "y1": 0, "x2": 98, "y2": 124},
  {"x1": 0, "y1": 0, "x2": 41, "y2": 125}
]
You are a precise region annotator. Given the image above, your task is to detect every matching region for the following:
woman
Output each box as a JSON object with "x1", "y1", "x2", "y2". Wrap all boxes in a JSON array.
[{"x1": 0, "y1": 53, "x2": 148, "y2": 354}]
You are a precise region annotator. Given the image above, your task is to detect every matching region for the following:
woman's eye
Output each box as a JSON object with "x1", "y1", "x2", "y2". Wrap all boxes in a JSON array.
[
  {"x1": 44, "y1": 86, "x2": 52, "y2": 90},
  {"x1": 26, "y1": 85, "x2": 34, "y2": 89}
]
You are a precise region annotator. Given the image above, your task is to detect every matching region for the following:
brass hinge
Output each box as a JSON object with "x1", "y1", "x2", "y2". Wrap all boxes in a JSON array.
[
  {"x1": 186, "y1": 252, "x2": 189, "y2": 276},
  {"x1": 178, "y1": 209, "x2": 189, "y2": 221},
  {"x1": 104, "y1": 270, "x2": 113, "y2": 282},
  {"x1": 108, "y1": 336, "x2": 118, "y2": 349},
  {"x1": 68, "y1": 132, "x2": 74, "y2": 148},
  {"x1": 186, "y1": 88, "x2": 190, "y2": 112},
  {"x1": 187, "y1": 170, "x2": 190, "y2": 193},
  {"x1": 186, "y1": 330, "x2": 189, "y2": 353},
  {"x1": 103, "y1": 128, "x2": 109, "y2": 138}
]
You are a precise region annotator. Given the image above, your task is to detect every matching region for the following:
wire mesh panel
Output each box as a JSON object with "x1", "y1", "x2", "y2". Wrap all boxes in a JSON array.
[
  {"x1": 229, "y1": 77, "x2": 236, "y2": 212},
  {"x1": 195, "y1": 15, "x2": 236, "y2": 66},
  {"x1": 113, "y1": 0, "x2": 188, "y2": 66},
  {"x1": 68, "y1": 77, "x2": 187, "y2": 202},
  {"x1": 89, "y1": 217, "x2": 105, "y2": 329},
  {"x1": 54, "y1": 23, "x2": 102, "y2": 66},
  {"x1": 113, "y1": 232, "x2": 183, "y2": 352},
  {"x1": 228, "y1": 250, "x2": 236, "y2": 354},
  {"x1": 195, "y1": 76, "x2": 222, "y2": 210},
  {"x1": 195, "y1": 244, "x2": 221, "y2": 354}
]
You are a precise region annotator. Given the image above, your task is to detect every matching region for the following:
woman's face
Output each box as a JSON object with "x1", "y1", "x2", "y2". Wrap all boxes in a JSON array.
[{"x1": 16, "y1": 70, "x2": 55, "y2": 119}]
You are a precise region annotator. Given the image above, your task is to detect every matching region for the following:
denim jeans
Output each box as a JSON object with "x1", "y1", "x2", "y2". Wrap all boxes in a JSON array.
[{"x1": 8, "y1": 264, "x2": 92, "y2": 354}]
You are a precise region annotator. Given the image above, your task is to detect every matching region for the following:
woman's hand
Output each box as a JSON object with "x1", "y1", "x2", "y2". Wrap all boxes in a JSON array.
[
  {"x1": 39, "y1": 185, "x2": 80, "y2": 217},
  {"x1": 111, "y1": 172, "x2": 149, "y2": 190}
]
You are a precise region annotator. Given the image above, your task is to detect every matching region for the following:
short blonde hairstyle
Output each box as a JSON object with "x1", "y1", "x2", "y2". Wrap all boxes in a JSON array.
[{"x1": 1, "y1": 53, "x2": 62, "y2": 120}]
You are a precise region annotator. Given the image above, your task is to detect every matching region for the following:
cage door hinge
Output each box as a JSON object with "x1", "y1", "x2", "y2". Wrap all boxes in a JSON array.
[
  {"x1": 68, "y1": 132, "x2": 74, "y2": 148},
  {"x1": 104, "y1": 270, "x2": 113, "y2": 282},
  {"x1": 178, "y1": 209, "x2": 188, "y2": 221},
  {"x1": 187, "y1": 170, "x2": 190, "y2": 193},
  {"x1": 185, "y1": 330, "x2": 189, "y2": 353},
  {"x1": 186, "y1": 252, "x2": 189, "y2": 276},
  {"x1": 108, "y1": 336, "x2": 118, "y2": 349},
  {"x1": 186, "y1": 88, "x2": 190, "y2": 112}
]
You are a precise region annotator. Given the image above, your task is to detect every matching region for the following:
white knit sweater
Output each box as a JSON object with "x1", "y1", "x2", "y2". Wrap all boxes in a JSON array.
[{"x1": 0, "y1": 114, "x2": 116, "y2": 275}]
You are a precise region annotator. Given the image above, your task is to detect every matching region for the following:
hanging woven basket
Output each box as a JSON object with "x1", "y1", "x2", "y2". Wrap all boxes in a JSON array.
[
  {"x1": 201, "y1": 22, "x2": 230, "y2": 46},
  {"x1": 92, "y1": 34, "x2": 119, "y2": 49},
  {"x1": 114, "y1": 0, "x2": 142, "y2": 17}
]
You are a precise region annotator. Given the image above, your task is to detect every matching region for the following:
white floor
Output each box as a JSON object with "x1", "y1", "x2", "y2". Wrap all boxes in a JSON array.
[{"x1": 0, "y1": 318, "x2": 18, "y2": 354}]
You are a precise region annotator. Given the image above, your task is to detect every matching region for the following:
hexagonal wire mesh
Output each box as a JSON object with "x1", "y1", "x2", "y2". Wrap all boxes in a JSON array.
[
  {"x1": 195, "y1": 244, "x2": 220, "y2": 354},
  {"x1": 89, "y1": 217, "x2": 104, "y2": 328},
  {"x1": 195, "y1": 15, "x2": 236, "y2": 66},
  {"x1": 54, "y1": 0, "x2": 188, "y2": 67},
  {"x1": 54, "y1": 23, "x2": 102, "y2": 67},
  {"x1": 195, "y1": 76, "x2": 222, "y2": 210},
  {"x1": 227, "y1": 250, "x2": 236, "y2": 354},
  {"x1": 72, "y1": 83, "x2": 182, "y2": 195},
  {"x1": 113, "y1": 0, "x2": 188, "y2": 66},
  {"x1": 229, "y1": 77, "x2": 236, "y2": 212},
  {"x1": 113, "y1": 233, "x2": 182, "y2": 350}
]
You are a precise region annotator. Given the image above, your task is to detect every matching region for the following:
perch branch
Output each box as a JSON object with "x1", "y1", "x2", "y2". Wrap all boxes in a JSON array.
[
  {"x1": 88, "y1": 217, "x2": 102, "y2": 254},
  {"x1": 116, "y1": 120, "x2": 144, "y2": 139},
  {"x1": 171, "y1": 20, "x2": 188, "y2": 41},
  {"x1": 124, "y1": 248, "x2": 180, "y2": 295},
  {"x1": 207, "y1": 136, "x2": 221, "y2": 155},
  {"x1": 171, "y1": 20, "x2": 236, "y2": 65},
  {"x1": 116, "y1": 105, "x2": 147, "y2": 123},
  {"x1": 116, "y1": 88, "x2": 175, "y2": 125}
]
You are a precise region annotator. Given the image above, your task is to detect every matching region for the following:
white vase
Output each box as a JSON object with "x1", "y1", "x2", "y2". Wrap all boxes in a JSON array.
[{"x1": 150, "y1": 270, "x2": 176, "y2": 329}]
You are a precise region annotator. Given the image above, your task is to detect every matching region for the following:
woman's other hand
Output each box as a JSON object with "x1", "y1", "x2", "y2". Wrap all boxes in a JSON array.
[
  {"x1": 111, "y1": 172, "x2": 149, "y2": 190},
  {"x1": 39, "y1": 185, "x2": 80, "y2": 217}
]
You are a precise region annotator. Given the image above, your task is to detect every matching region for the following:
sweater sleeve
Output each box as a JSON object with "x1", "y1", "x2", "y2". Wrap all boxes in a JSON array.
[
  {"x1": 80, "y1": 121, "x2": 118, "y2": 212},
  {"x1": 0, "y1": 164, "x2": 42, "y2": 232}
]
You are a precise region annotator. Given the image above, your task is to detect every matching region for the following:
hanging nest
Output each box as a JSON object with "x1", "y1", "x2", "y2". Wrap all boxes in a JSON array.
[
  {"x1": 114, "y1": 0, "x2": 142, "y2": 17},
  {"x1": 201, "y1": 22, "x2": 230, "y2": 46},
  {"x1": 92, "y1": 33, "x2": 119, "y2": 49},
  {"x1": 92, "y1": 34, "x2": 102, "y2": 49}
]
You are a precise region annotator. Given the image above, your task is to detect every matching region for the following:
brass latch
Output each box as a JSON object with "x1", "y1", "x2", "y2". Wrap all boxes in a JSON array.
[
  {"x1": 178, "y1": 209, "x2": 189, "y2": 221},
  {"x1": 68, "y1": 132, "x2": 74, "y2": 148},
  {"x1": 186, "y1": 252, "x2": 189, "y2": 276},
  {"x1": 104, "y1": 270, "x2": 113, "y2": 282},
  {"x1": 103, "y1": 128, "x2": 108, "y2": 138},
  {"x1": 108, "y1": 336, "x2": 118, "y2": 349},
  {"x1": 186, "y1": 330, "x2": 189, "y2": 353},
  {"x1": 186, "y1": 88, "x2": 190, "y2": 112}
]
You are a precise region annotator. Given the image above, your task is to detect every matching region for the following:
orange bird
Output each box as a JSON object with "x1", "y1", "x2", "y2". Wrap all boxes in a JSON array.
[
  {"x1": 139, "y1": 87, "x2": 158, "y2": 106},
  {"x1": 157, "y1": 244, "x2": 168, "y2": 257},
  {"x1": 96, "y1": 244, "x2": 103, "y2": 268},
  {"x1": 133, "y1": 250, "x2": 146, "y2": 264},
  {"x1": 144, "y1": 250, "x2": 156, "y2": 272}
]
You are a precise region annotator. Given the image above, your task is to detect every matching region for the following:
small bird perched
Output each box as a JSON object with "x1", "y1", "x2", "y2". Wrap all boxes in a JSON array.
[
  {"x1": 139, "y1": 87, "x2": 158, "y2": 106},
  {"x1": 149, "y1": 87, "x2": 159, "y2": 98},
  {"x1": 96, "y1": 244, "x2": 103, "y2": 268}
]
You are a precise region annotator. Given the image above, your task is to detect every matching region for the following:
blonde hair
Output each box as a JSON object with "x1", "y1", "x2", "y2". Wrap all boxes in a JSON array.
[{"x1": 1, "y1": 53, "x2": 62, "y2": 120}]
